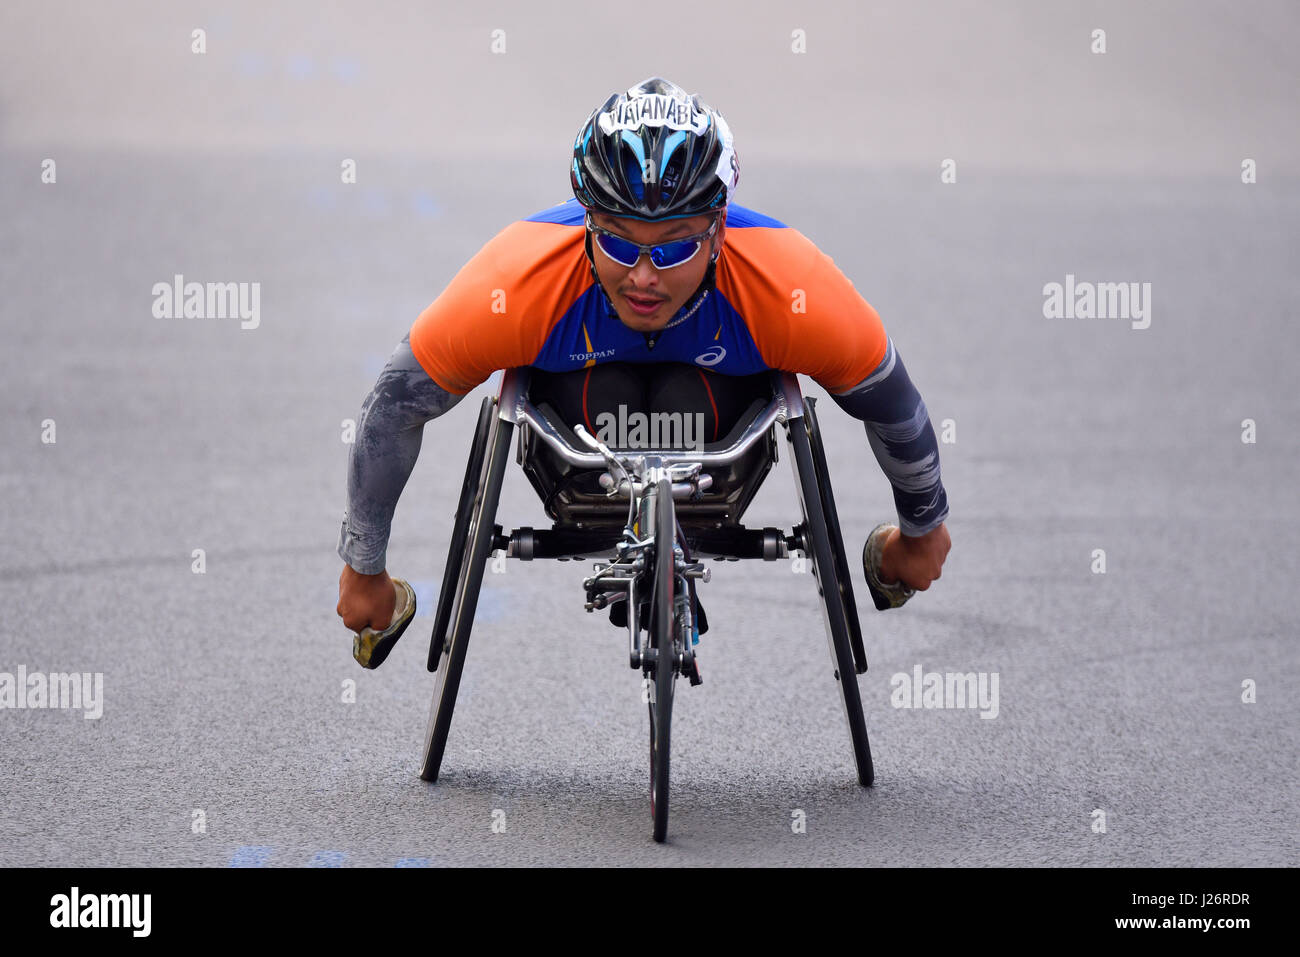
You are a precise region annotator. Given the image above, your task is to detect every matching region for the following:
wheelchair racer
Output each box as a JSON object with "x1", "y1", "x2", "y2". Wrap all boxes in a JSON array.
[{"x1": 337, "y1": 77, "x2": 951, "y2": 669}]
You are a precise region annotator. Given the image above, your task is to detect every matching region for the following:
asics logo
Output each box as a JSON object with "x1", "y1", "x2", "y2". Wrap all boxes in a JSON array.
[{"x1": 694, "y1": 346, "x2": 726, "y2": 367}]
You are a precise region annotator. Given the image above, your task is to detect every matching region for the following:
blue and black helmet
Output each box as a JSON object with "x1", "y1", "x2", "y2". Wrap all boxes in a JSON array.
[{"x1": 571, "y1": 77, "x2": 739, "y2": 222}]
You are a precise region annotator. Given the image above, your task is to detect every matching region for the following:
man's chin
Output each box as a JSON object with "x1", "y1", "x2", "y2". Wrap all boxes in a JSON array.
[{"x1": 617, "y1": 310, "x2": 671, "y2": 332}]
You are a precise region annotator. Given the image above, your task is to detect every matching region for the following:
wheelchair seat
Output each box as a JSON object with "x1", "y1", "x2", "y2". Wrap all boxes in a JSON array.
[{"x1": 517, "y1": 373, "x2": 781, "y2": 530}]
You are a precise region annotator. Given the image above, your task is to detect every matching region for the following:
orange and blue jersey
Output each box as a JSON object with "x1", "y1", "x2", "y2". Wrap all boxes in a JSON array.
[{"x1": 409, "y1": 198, "x2": 888, "y2": 396}]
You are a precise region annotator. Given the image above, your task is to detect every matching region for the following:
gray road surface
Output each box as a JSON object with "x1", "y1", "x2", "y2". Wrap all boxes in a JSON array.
[{"x1": 0, "y1": 1, "x2": 1296, "y2": 866}]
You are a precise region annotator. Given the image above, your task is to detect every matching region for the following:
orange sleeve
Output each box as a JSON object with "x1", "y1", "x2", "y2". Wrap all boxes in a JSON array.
[
  {"x1": 716, "y1": 226, "x2": 888, "y2": 394},
  {"x1": 408, "y1": 221, "x2": 589, "y2": 394}
]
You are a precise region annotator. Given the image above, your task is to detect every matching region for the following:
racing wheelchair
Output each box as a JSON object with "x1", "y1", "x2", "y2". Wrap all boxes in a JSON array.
[{"x1": 418, "y1": 366, "x2": 873, "y2": 843}]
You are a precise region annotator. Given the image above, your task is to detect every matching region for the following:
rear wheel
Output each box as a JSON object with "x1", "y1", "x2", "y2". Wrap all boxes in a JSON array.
[
  {"x1": 419, "y1": 408, "x2": 514, "y2": 782},
  {"x1": 428, "y1": 396, "x2": 495, "y2": 672},
  {"x1": 647, "y1": 478, "x2": 677, "y2": 842},
  {"x1": 804, "y1": 397, "x2": 867, "y2": 674},
  {"x1": 788, "y1": 412, "x2": 875, "y2": 787}
]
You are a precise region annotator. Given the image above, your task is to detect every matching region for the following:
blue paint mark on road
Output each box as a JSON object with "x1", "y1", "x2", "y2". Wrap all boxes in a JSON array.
[
  {"x1": 302, "y1": 185, "x2": 443, "y2": 225},
  {"x1": 236, "y1": 52, "x2": 270, "y2": 77},
  {"x1": 232, "y1": 845, "x2": 432, "y2": 868},
  {"x1": 307, "y1": 186, "x2": 338, "y2": 212},
  {"x1": 473, "y1": 585, "x2": 508, "y2": 623},
  {"x1": 361, "y1": 188, "x2": 392, "y2": 218},
  {"x1": 308, "y1": 850, "x2": 347, "y2": 867},
  {"x1": 408, "y1": 579, "x2": 436, "y2": 616},
  {"x1": 229, "y1": 845, "x2": 274, "y2": 867},
  {"x1": 287, "y1": 54, "x2": 315, "y2": 79},
  {"x1": 331, "y1": 58, "x2": 362, "y2": 83},
  {"x1": 413, "y1": 191, "x2": 442, "y2": 219},
  {"x1": 407, "y1": 577, "x2": 509, "y2": 625}
]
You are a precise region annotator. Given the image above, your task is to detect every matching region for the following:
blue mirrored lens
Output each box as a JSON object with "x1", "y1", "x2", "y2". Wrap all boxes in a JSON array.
[
  {"x1": 649, "y1": 240, "x2": 699, "y2": 268},
  {"x1": 595, "y1": 233, "x2": 641, "y2": 266},
  {"x1": 596, "y1": 233, "x2": 699, "y2": 269}
]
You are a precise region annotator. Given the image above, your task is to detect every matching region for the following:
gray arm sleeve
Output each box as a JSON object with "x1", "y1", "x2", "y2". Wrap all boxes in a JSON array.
[
  {"x1": 336, "y1": 333, "x2": 466, "y2": 574},
  {"x1": 828, "y1": 338, "x2": 950, "y2": 537}
]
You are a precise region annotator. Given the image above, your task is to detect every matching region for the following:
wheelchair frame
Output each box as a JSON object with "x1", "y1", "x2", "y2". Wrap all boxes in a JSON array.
[{"x1": 417, "y1": 366, "x2": 875, "y2": 840}]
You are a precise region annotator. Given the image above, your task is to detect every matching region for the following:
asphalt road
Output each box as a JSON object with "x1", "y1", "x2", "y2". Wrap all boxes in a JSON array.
[
  {"x1": 1, "y1": 150, "x2": 1295, "y2": 866},
  {"x1": 1, "y1": 1, "x2": 1297, "y2": 866}
]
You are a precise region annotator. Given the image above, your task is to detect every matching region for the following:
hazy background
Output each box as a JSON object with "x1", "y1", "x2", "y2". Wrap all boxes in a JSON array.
[
  {"x1": 1, "y1": 1, "x2": 1296, "y2": 868},
  {"x1": 2, "y1": 0, "x2": 1297, "y2": 174}
]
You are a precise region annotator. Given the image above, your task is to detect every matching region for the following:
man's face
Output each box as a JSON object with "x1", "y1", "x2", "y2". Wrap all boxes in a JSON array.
[{"x1": 589, "y1": 210, "x2": 726, "y2": 332}]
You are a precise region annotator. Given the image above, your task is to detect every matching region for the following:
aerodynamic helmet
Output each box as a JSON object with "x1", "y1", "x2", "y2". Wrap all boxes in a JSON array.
[{"x1": 571, "y1": 76, "x2": 739, "y2": 222}]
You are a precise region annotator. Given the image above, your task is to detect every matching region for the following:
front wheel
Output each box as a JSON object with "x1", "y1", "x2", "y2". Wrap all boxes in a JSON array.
[{"x1": 647, "y1": 478, "x2": 677, "y2": 843}]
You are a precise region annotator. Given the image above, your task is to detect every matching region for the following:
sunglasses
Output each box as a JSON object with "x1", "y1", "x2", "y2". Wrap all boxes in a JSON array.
[{"x1": 586, "y1": 212, "x2": 720, "y2": 269}]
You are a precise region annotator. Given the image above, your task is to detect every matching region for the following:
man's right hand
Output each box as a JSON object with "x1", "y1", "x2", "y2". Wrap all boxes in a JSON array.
[{"x1": 337, "y1": 564, "x2": 398, "y2": 634}]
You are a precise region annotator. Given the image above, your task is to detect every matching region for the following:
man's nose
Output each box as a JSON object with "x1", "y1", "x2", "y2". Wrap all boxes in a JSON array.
[{"x1": 627, "y1": 253, "x2": 661, "y2": 288}]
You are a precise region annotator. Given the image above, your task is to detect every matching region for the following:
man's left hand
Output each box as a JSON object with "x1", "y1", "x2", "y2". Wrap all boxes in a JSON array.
[{"x1": 878, "y1": 522, "x2": 950, "y2": 591}]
